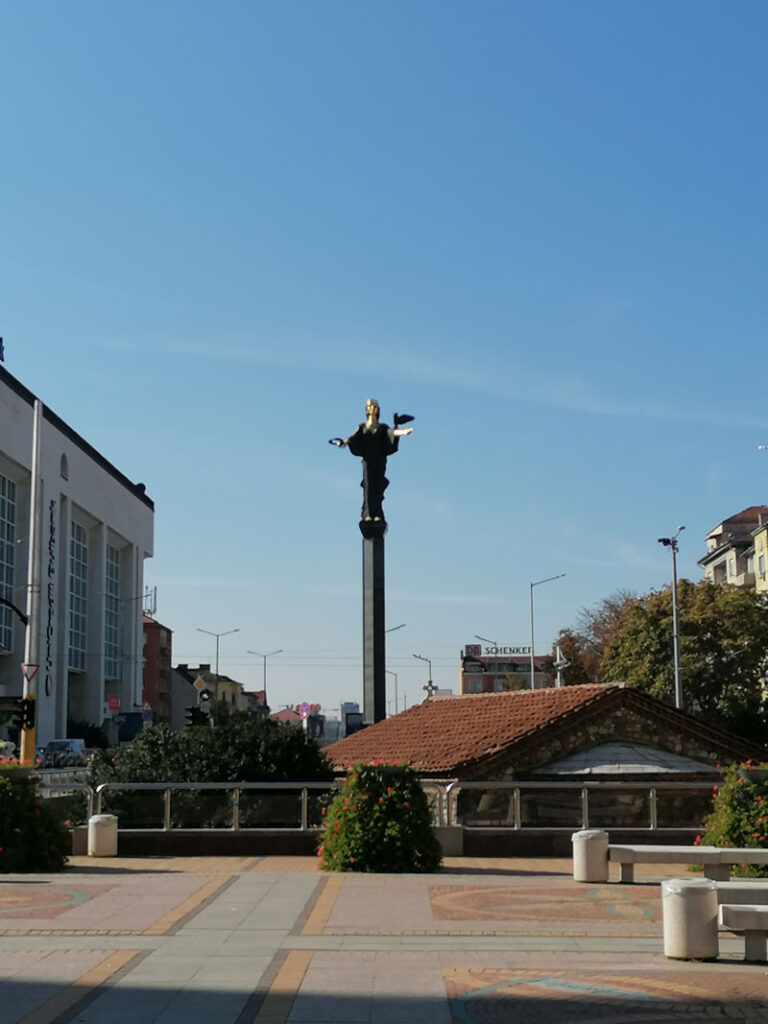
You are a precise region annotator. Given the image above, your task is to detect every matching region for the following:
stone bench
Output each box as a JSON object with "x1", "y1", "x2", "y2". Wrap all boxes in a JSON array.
[
  {"x1": 715, "y1": 880, "x2": 768, "y2": 905},
  {"x1": 608, "y1": 844, "x2": 768, "y2": 883},
  {"x1": 718, "y1": 904, "x2": 768, "y2": 962},
  {"x1": 661, "y1": 878, "x2": 768, "y2": 962},
  {"x1": 571, "y1": 830, "x2": 768, "y2": 884}
]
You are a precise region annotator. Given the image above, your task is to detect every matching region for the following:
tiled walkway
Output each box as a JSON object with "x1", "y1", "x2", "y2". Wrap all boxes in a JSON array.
[{"x1": 0, "y1": 856, "x2": 766, "y2": 1023}]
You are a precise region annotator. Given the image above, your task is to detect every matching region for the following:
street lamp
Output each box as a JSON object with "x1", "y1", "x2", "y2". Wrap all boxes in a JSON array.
[
  {"x1": 196, "y1": 627, "x2": 239, "y2": 677},
  {"x1": 384, "y1": 624, "x2": 405, "y2": 714},
  {"x1": 475, "y1": 633, "x2": 500, "y2": 691},
  {"x1": 529, "y1": 574, "x2": 566, "y2": 689},
  {"x1": 658, "y1": 526, "x2": 685, "y2": 710},
  {"x1": 413, "y1": 653, "x2": 437, "y2": 697},
  {"x1": 385, "y1": 670, "x2": 398, "y2": 715},
  {"x1": 247, "y1": 649, "x2": 282, "y2": 710}
]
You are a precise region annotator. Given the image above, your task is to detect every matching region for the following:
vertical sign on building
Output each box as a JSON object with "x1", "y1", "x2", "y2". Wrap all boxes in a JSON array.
[{"x1": 45, "y1": 499, "x2": 56, "y2": 697}]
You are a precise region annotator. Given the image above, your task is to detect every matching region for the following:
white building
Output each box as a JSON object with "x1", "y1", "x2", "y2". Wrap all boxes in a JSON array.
[{"x1": 0, "y1": 365, "x2": 154, "y2": 743}]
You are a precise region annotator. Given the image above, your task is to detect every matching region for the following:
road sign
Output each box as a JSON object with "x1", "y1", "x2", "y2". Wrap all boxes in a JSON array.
[
  {"x1": 298, "y1": 701, "x2": 310, "y2": 719},
  {"x1": 21, "y1": 664, "x2": 39, "y2": 683},
  {"x1": 143, "y1": 701, "x2": 151, "y2": 711},
  {"x1": 108, "y1": 694, "x2": 119, "y2": 711},
  {"x1": 193, "y1": 675, "x2": 206, "y2": 691}
]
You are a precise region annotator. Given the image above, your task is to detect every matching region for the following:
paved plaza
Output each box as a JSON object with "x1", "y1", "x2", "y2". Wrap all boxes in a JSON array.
[{"x1": 0, "y1": 855, "x2": 767, "y2": 1024}]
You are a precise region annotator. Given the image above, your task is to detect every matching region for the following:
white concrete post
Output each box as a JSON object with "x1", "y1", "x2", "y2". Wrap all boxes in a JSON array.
[
  {"x1": 571, "y1": 829, "x2": 609, "y2": 882},
  {"x1": 87, "y1": 814, "x2": 118, "y2": 857},
  {"x1": 662, "y1": 877, "x2": 718, "y2": 959}
]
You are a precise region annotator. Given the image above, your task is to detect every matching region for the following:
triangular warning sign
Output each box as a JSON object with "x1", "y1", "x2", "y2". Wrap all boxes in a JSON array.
[{"x1": 22, "y1": 664, "x2": 39, "y2": 683}]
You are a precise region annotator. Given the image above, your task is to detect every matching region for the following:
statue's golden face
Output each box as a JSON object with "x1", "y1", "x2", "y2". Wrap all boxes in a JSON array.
[{"x1": 366, "y1": 399, "x2": 380, "y2": 419}]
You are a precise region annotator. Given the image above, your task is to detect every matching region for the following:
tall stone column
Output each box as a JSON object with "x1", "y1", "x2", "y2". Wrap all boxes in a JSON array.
[
  {"x1": 361, "y1": 520, "x2": 386, "y2": 725},
  {"x1": 330, "y1": 400, "x2": 414, "y2": 727}
]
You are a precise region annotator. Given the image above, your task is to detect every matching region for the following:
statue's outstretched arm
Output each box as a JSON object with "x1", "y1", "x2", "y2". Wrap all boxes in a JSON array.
[{"x1": 393, "y1": 427, "x2": 413, "y2": 438}]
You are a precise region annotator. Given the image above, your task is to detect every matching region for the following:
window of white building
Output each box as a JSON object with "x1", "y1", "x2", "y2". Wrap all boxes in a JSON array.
[
  {"x1": 69, "y1": 521, "x2": 88, "y2": 671},
  {"x1": 0, "y1": 474, "x2": 16, "y2": 653},
  {"x1": 104, "y1": 544, "x2": 120, "y2": 679}
]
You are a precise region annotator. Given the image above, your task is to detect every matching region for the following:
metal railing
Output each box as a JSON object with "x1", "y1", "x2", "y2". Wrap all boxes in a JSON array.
[
  {"x1": 36, "y1": 767, "x2": 90, "y2": 788},
  {"x1": 37, "y1": 782, "x2": 94, "y2": 819},
  {"x1": 94, "y1": 781, "x2": 339, "y2": 831},
  {"x1": 443, "y1": 780, "x2": 716, "y2": 831},
  {"x1": 34, "y1": 778, "x2": 716, "y2": 834}
]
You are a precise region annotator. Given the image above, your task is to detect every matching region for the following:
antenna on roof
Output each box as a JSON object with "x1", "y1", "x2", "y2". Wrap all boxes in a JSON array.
[{"x1": 0, "y1": 338, "x2": 5, "y2": 363}]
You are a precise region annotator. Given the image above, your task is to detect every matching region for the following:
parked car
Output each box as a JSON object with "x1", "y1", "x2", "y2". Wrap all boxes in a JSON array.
[{"x1": 42, "y1": 738, "x2": 88, "y2": 768}]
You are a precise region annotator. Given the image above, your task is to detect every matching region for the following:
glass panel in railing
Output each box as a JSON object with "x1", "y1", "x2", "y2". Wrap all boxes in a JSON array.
[
  {"x1": 239, "y1": 790, "x2": 302, "y2": 829},
  {"x1": 519, "y1": 788, "x2": 582, "y2": 828},
  {"x1": 100, "y1": 789, "x2": 164, "y2": 830},
  {"x1": 587, "y1": 786, "x2": 649, "y2": 829},
  {"x1": 655, "y1": 788, "x2": 713, "y2": 830},
  {"x1": 171, "y1": 789, "x2": 232, "y2": 829},
  {"x1": 456, "y1": 786, "x2": 517, "y2": 826}
]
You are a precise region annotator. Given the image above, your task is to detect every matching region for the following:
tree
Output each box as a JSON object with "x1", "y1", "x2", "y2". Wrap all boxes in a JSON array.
[
  {"x1": 601, "y1": 579, "x2": 768, "y2": 741},
  {"x1": 548, "y1": 590, "x2": 637, "y2": 685},
  {"x1": 87, "y1": 713, "x2": 335, "y2": 829},
  {"x1": 92, "y1": 712, "x2": 334, "y2": 785}
]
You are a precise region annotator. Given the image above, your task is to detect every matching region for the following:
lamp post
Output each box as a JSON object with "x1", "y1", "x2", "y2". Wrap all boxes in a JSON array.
[
  {"x1": 385, "y1": 671, "x2": 398, "y2": 715},
  {"x1": 196, "y1": 627, "x2": 239, "y2": 679},
  {"x1": 413, "y1": 653, "x2": 435, "y2": 697},
  {"x1": 384, "y1": 623, "x2": 405, "y2": 713},
  {"x1": 247, "y1": 649, "x2": 282, "y2": 711},
  {"x1": 529, "y1": 574, "x2": 566, "y2": 689},
  {"x1": 475, "y1": 633, "x2": 500, "y2": 691},
  {"x1": 658, "y1": 526, "x2": 685, "y2": 710}
]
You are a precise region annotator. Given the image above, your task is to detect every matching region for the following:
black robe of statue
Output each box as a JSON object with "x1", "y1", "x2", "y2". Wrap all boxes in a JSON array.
[{"x1": 346, "y1": 422, "x2": 399, "y2": 520}]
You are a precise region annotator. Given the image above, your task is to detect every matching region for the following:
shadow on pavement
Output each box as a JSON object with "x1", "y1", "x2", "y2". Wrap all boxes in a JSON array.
[
  {"x1": 0, "y1": 976, "x2": 766, "y2": 1024},
  {"x1": 442, "y1": 865, "x2": 572, "y2": 877}
]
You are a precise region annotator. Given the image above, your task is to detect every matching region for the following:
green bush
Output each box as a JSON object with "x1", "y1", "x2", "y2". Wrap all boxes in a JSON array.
[
  {"x1": 88, "y1": 714, "x2": 334, "y2": 828},
  {"x1": 92, "y1": 714, "x2": 333, "y2": 785},
  {"x1": 698, "y1": 761, "x2": 768, "y2": 876},
  {"x1": 67, "y1": 716, "x2": 107, "y2": 749},
  {"x1": 318, "y1": 763, "x2": 442, "y2": 873},
  {"x1": 0, "y1": 763, "x2": 69, "y2": 872}
]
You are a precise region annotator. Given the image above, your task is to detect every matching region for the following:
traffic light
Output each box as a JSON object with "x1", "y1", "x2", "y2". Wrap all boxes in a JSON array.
[
  {"x1": 15, "y1": 697, "x2": 35, "y2": 731},
  {"x1": 185, "y1": 706, "x2": 206, "y2": 726},
  {"x1": 198, "y1": 688, "x2": 213, "y2": 722}
]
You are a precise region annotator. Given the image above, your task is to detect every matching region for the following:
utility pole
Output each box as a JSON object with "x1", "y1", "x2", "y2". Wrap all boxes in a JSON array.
[
  {"x1": 20, "y1": 400, "x2": 42, "y2": 764},
  {"x1": 658, "y1": 527, "x2": 685, "y2": 709},
  {"x1": 529, "y1": 574, "x2": 566, "y2": 689}
]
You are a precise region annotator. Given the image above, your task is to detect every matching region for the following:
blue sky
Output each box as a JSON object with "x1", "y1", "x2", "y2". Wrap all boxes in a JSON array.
[{"x1": 3, "y1": 1, "x2": 768, "y2": 717}]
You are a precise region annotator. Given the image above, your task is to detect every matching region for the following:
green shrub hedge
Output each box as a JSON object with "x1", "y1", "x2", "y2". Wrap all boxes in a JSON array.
[
  {"x1": 0, "y1": 763, "x2": 69, "y2": 872},
  {"x1": 318, "y1": 763, "x2": 442, "y2": 873},
  {"x1": 698, "y1": 761, "x2": 768, "y2": 876}
]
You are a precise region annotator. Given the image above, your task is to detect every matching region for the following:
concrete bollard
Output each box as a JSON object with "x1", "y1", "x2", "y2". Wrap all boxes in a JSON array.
[
  {"x1": 662, "y1": 877, "x2": 718, "y2": 959},
  {"x1": 87, "y1": 814, "x2": 118, "y2": 857},
  {"x1": 571, "y1": 829, "x2": 609, "y2": 882}
]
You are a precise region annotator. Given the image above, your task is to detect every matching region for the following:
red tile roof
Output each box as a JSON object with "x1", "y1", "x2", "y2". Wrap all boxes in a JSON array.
[
  {"x1": 271, "y1": 708, "x2": 303, "y2": 722},
  {"x1": 324, "y1": 685, "x2": 615, "y2": 773}
]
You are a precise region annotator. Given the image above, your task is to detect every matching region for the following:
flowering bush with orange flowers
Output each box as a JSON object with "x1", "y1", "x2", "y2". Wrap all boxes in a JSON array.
[
  {"x1": 698, "y1": 761, "x2": 768, "y2": 876},
  {"x1": 0, "y1": 760, "x2": 69, "y2": 872},
  {"x1": 318, "y1": 763, "x2": 442, "y2": 873}
]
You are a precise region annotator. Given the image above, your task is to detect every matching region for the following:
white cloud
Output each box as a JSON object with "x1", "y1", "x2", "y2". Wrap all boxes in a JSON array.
[{"x1": 103, "y1": 335, "x2": 768, "y2": 431}]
